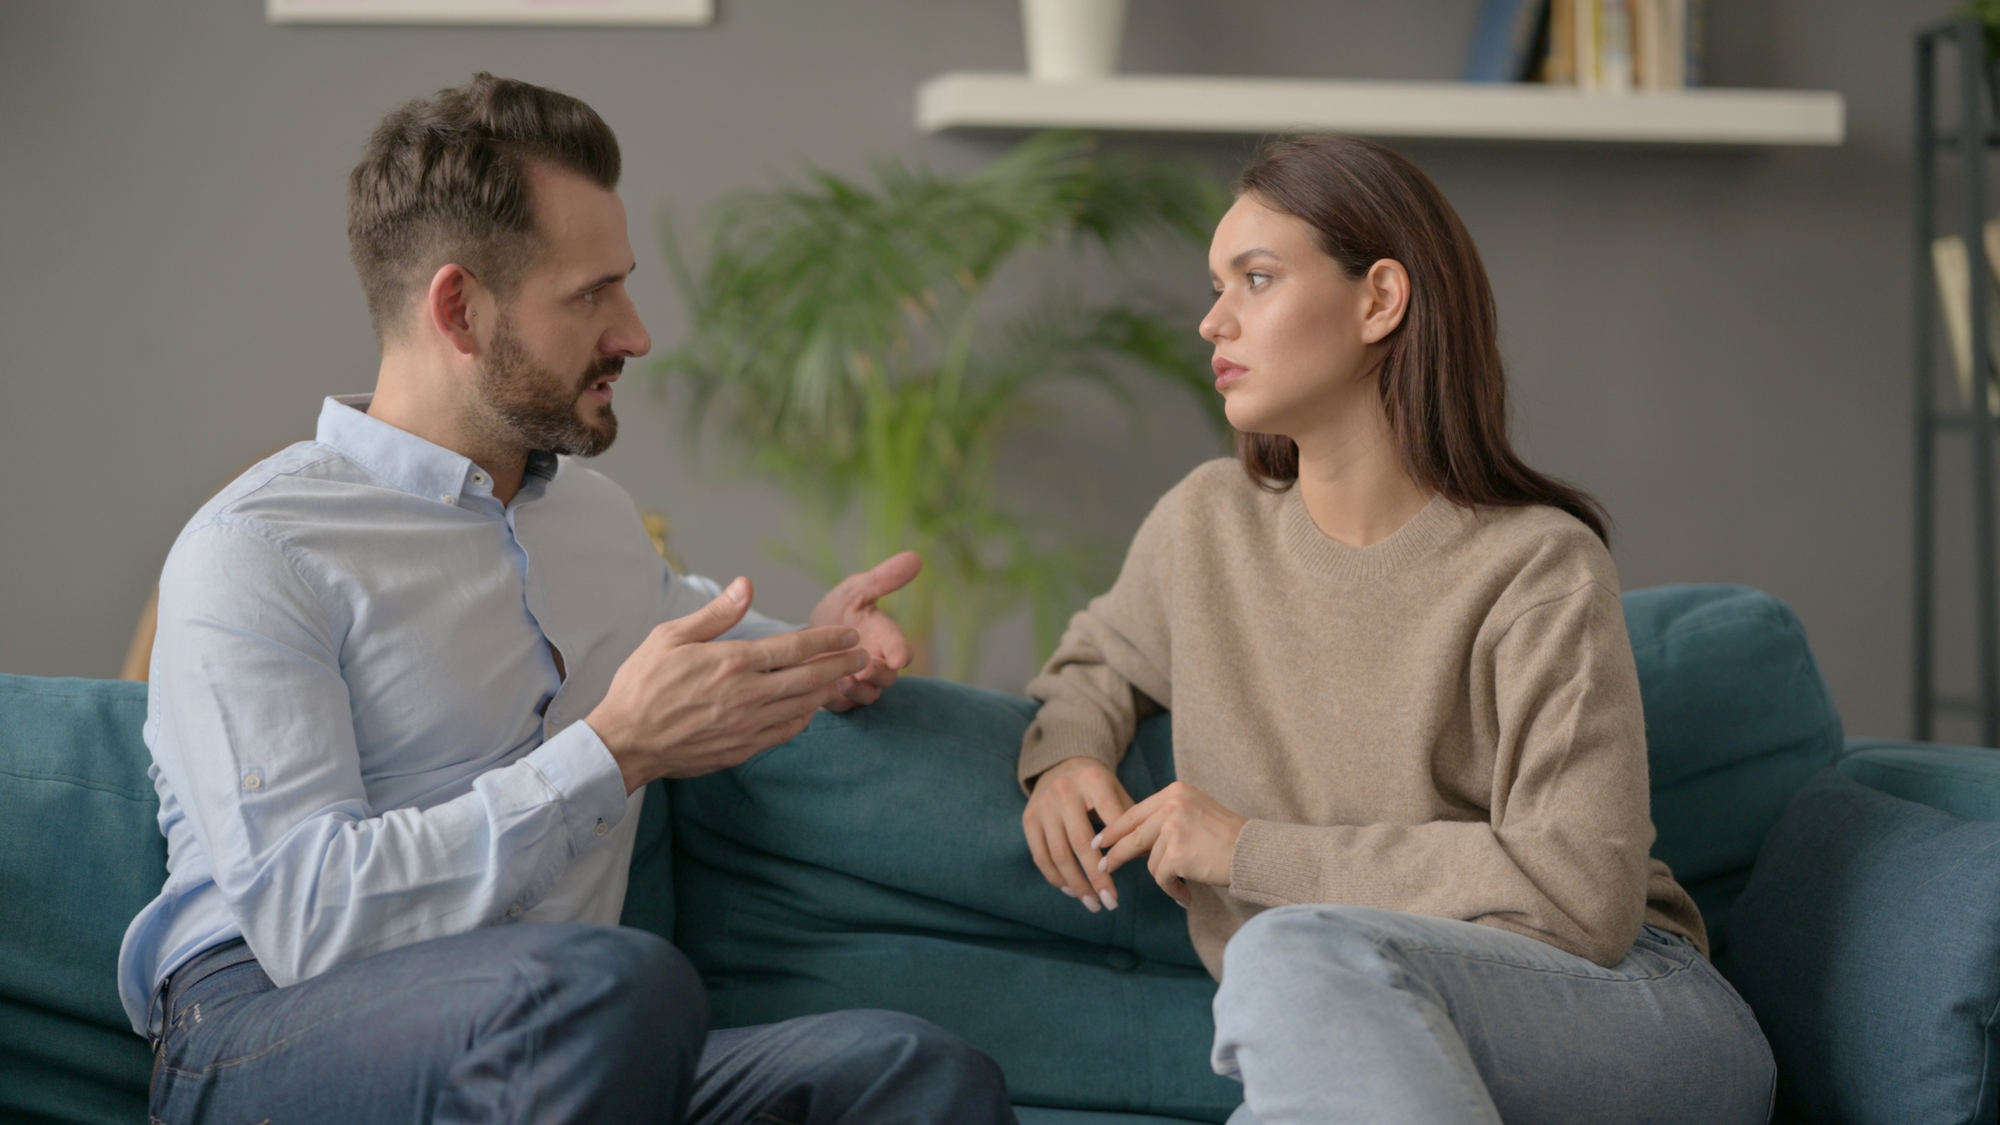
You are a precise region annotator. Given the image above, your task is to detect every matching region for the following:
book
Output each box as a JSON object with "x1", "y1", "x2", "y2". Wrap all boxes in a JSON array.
[
  {"x1": 1599, "y1": 0, "x2": 1635, "y2": 93},
  {"x1": 1931, "y1": 222, "x2": 2000, "y2": 414},
  {"x1": 1542, "y1": 0, "x2": 1576, "y2": 84},
  {"x1": 1634, "y1": 0, "x2": 1687, "y2": 91},
  {"x1": 1543, "y1": 0, "x2": 1698, "y2": 91},
  {"x1": 1465, "y1": 0, "x2": 1549, "y2": 82}
]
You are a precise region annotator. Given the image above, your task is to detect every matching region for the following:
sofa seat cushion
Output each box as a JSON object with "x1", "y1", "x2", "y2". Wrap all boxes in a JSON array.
[
  {"x1": 0, "y1": 676, "x2": 160, "y2": 1125},
  {"x1": 669, "y1": 677, "x2": 1241, "y2": 1124},
  {"x1": 1728, "y1": 760, "x2": 2000, "y2": 1125},
  {"x1": 1621, "y1": 585, "x2": 1844, "y2": 949}
]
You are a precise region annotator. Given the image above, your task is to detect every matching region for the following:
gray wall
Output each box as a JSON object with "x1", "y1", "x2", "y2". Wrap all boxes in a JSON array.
[{"x1": 0, "y1": 0, "x2": 1955, "y2": 740}]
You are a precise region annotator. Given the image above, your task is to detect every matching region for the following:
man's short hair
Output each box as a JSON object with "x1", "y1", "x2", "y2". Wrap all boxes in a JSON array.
[{"x1": 348, "y1": 72, "x2": 621, "y2": 342}]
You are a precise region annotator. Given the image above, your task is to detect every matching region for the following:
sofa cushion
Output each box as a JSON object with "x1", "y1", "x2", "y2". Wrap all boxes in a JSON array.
[
  {"x1": 1840, "y1": 739, "x2": 2000, "y2": 821},
  {"x1": 0, "y1": 676, "x2": 159, "y2": 1125},
  {"x1": 1621, "y1": 585, "x2": 1843, "y2": 947},
  {"x1": 670, "y1": 677, "x2": 1241, "y2": 1124},
  {"x1": 1728, "y1": 764, "x2": 2000, "y2": 1125}
]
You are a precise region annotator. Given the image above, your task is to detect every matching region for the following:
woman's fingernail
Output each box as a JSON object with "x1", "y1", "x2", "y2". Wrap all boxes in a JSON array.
[
  {"x1": 1100, "y1": 890, "x2": 1118, "y2": 911},
  {"x1": 1059, "y1": 886, "x2": 1077, "y2": 898},
  {"x1": 1091, "y1": 832, "x2": 1103, "y2": 849},
  {"x1": 1082, "y1": 895, "x2": 1101, "y2": 914},
  {"x1": 1097, "y1": 858, "x2": 1108, "y2": 873}
]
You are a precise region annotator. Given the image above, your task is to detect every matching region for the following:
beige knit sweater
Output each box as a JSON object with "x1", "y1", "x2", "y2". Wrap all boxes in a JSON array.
[{"x1": 1020, "y1": 459, "x2": 1704, "y2": 979}]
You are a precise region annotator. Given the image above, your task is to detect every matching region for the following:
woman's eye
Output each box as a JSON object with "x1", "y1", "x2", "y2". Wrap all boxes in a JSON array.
[{"x1": 1247, "y1": 272, "x2": 1271, "y2": 289}]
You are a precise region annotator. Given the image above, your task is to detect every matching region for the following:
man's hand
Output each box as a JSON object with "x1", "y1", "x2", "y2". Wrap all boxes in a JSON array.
[
  {"x1": 809, "y1": 551, "x2": 922, "y2": 711},
  {"x1": 1094, "y1": 781, "x2": 1247, "y2": 908},
  {"x1": 1022, "y1": 756, "x2": 1135, "y2": 913},
  {"x1": 587, "y1": 577, "x2": 870, "y2": 793}
]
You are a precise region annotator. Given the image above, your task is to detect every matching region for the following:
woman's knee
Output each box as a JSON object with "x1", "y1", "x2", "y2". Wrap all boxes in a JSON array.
[{"x1": 1223, "y1": 905, "x2": 1408, "y2": 989}]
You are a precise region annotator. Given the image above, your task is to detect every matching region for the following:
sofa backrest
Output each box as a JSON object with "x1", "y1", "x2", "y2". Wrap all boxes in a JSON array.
[
  {"x1": 1621, "y1": 585, "x2": 1846, "y2": 949},
  {"x1": 0, "y1": 677, "x2": 160, "y2": 1125}
]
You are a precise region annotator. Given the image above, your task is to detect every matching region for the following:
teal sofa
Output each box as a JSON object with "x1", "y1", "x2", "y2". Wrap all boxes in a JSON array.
[{"x1": 5, "y1": 585, "x2": 1999, "y2": 1125}]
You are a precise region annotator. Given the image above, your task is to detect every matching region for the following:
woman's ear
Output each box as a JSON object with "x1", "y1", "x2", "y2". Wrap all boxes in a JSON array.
[{"x1": 1358, "y1": 259, "x2": 1411, "y2": 345}]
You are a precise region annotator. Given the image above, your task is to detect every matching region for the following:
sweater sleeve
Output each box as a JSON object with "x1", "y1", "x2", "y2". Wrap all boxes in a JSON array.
[
  {"x1": 1018, "y1": 491, "x2": 1179, "y2": 790},
  {"x1": 1227, "y1": 581, "x2": 1655, "y2": 967}
]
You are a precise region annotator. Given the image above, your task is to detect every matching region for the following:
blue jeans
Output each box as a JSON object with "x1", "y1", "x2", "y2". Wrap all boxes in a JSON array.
[
  {"x1": 1212, "y1": 906, "x2": 1774, "y2": 1125},
  {"x1": 148, "y1": 924, "x2": 1015, "y2": 1125}
]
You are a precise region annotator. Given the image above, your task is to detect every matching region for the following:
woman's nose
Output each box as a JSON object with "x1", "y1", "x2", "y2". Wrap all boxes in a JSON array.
[{"x1": 1199, "y1": 300, "x2": 1232, "y2": 343}]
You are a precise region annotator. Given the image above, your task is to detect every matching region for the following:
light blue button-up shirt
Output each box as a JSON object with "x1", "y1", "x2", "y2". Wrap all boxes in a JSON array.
[{"x1": 116, "y1": 395, "x2": 789, "y2": 1035}]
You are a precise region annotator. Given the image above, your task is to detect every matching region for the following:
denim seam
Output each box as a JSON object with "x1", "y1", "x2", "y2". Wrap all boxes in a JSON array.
[
  {"x1": 161, "y1": 970, "x2": 478, "y2": 1079},
  {"x1": 1973, "y1": 989, "x2": 2000, "y2": 1123},
  {"x1": 501, "y1": 951, "x2": 561, "y2": 1125}
]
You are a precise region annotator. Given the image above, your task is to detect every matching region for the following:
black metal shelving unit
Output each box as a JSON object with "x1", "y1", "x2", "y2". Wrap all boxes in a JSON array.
[{"x1": 1916, "y1": 19, "x2": 2000, "y2": 746}]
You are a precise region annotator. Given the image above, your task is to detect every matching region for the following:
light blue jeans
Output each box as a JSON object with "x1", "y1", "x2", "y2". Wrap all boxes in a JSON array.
[{"x1": 1212, "y1": 906, "x2": 1774, "y2": 1125}]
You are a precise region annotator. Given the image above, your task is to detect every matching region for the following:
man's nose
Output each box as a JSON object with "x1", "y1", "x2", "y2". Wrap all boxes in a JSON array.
[{"x1": 608, "y1": 295, "x2": 651, "y2": 358}]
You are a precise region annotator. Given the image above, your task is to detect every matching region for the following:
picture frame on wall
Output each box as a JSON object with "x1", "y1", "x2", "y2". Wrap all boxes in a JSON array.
[{"x1": 267, "y1": 0, "x2": 713, "y2": 26}]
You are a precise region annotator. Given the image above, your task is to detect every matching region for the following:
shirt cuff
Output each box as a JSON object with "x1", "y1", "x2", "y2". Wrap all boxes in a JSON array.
[{"x1": 525, "y1": 720, "x2": 630, "y2": 856}]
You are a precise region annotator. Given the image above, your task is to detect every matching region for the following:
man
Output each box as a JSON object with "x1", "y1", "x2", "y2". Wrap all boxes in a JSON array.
[{"x1": 117, "y1": 73, "x2": 1015, "y2": 1124}]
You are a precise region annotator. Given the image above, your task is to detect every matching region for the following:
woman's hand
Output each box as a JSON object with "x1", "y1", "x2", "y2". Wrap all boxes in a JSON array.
[
  {"x1": 1023, "y1": 756, "x2": 1135, "y2": 913},
  {"x1": 1095, "y1": 781, "x2": 1247, "y2": 908}
]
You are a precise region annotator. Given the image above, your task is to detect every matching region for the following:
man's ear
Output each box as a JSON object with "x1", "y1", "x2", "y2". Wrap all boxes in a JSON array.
[
  {"x1": 1358, "y1": 258, "x2": 1411, "y2": 345},
  {"x1": 424, "y1": 264, "x2": 487, "y2": 358}
]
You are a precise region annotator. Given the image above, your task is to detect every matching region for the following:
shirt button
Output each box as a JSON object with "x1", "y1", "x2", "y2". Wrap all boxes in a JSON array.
[
  {"x1": 440, "y1": 494, "x2": 456, "y2": 506},
  {"x1": 472, "y1": 472, "x2": 487, "y2": 485},
  {"x1": 507, "y1": 904, "x2": 523, "y2": 918},
  {"x1": 595, "y1": 819, "x2": 608, "y2": 837},
  {"x1": 243, "y1": 773, "x2": 263, "y2": 791}
]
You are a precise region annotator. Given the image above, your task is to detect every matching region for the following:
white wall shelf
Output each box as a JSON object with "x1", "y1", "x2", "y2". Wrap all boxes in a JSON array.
[{"x1": 917, "y1": 72, "x2": 1846, "y2": 146}]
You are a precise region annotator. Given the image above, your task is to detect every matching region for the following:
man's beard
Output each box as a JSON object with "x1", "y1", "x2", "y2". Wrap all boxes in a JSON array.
[{"x1": 475, "y1": 313, "x2": 620, "y2": 458}]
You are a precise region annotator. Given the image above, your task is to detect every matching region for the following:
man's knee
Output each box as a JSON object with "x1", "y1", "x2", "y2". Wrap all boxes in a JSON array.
[
  {"x1": 811, "y1": 1010, "x2": 1009, "y2": 1100},
  {"x1": 453, "y1": 923, "x2": 707, "y2": 1069},
  {"x1": 525, "y1": 925, "x2": 708, "y2": 1040}
]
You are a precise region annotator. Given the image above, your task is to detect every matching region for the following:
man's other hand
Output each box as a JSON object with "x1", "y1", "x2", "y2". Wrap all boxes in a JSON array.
[
  {"x1": 808, "y1": 551, "x2": 922, "y2": 711},
  {"x1": 587, "y1": 577, "x2": 869, "y2": 793}
]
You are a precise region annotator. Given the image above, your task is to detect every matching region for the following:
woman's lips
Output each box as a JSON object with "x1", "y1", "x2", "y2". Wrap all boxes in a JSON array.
[{"x1": 1212, "y1": 357, "x2": 1246, "y2": 391}]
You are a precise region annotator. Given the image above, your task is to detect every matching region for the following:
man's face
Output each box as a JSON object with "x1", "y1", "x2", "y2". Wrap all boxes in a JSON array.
[{"x1": 473, "y1": 164, "x2": 650, "y2": 458}]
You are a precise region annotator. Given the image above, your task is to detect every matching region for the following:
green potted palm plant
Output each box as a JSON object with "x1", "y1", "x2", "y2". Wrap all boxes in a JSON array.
[{"x1": 658, "y1": 132, "x2": 1227, "y2": 681}]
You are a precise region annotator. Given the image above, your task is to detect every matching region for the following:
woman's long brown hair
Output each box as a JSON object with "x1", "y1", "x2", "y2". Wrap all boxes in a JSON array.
[{"x1": 1233, "y1": 135, "x2": 1610, "y2": 544}]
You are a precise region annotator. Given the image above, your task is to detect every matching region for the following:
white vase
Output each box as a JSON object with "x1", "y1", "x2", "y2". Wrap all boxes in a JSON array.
[{"x1": 1021, "y1": 0, "x2": 1128, "y2": 82}]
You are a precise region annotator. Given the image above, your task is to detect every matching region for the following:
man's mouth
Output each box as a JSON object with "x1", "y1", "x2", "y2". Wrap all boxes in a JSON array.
[{"x1": 581, "y1": 363, "x2": 622, "y2": 404}]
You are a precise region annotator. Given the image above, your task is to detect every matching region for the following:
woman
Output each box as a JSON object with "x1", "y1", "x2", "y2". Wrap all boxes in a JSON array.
[{"x1": 1017, "y1": 136, "x2": 1772, "y2": 1124}]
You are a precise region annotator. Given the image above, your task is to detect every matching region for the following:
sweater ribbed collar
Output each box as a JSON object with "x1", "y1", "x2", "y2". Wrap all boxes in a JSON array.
[{"x1": 1278, "y1": 488, "x2": 1465, "y2": 581}]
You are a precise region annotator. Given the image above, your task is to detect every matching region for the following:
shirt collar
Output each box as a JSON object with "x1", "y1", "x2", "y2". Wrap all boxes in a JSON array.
[{"x1": 316, "y1": 394, "x2": 560, "y2": 508}]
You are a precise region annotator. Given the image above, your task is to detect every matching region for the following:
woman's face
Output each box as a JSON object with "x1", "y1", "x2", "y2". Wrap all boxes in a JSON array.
[{"x1": 1200, "y1": 194, "x2": 1404, "y2": 443}]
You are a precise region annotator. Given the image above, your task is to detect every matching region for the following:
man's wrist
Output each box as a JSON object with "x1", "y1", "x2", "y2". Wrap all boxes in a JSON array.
[{"x1": 580, "y1": 711, "x2": 647, "y2": 795}]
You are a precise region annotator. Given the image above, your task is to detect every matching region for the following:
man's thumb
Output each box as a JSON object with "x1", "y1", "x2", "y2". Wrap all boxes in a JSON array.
[{"x1": 663, "y1": 577, "x2": 752, "y2": 644}]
